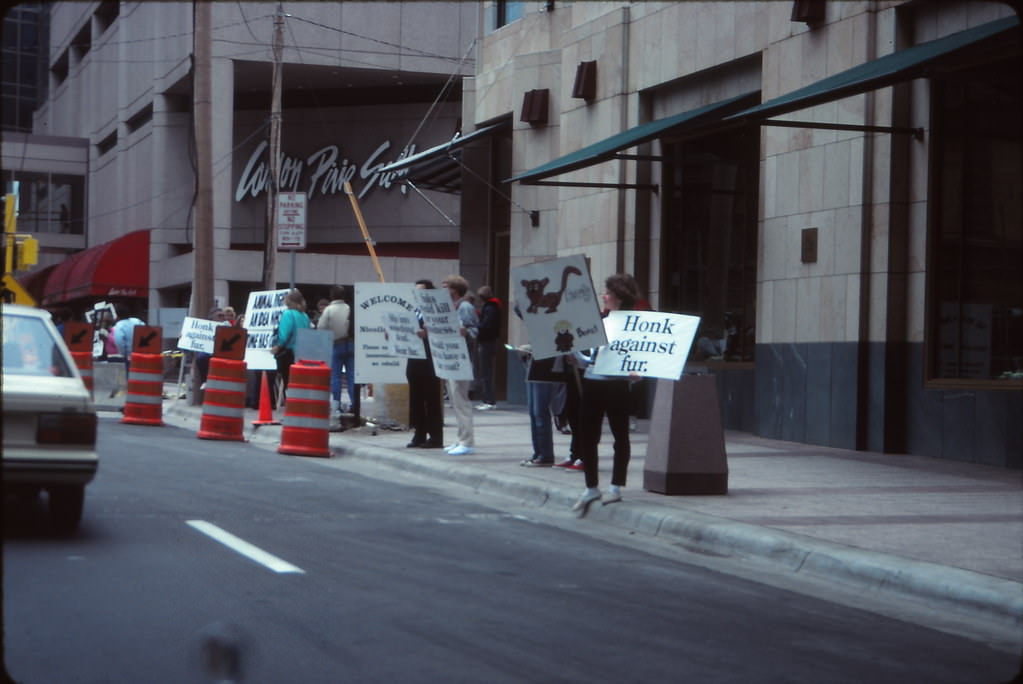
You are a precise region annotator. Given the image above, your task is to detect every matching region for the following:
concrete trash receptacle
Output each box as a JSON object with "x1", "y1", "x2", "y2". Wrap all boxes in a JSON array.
[{"x1": 643, "y1": 374, "x2": 728, "y2": 495}]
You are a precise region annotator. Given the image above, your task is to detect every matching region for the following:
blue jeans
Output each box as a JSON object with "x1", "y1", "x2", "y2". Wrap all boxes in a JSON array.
[
  {"x1": 526, "y1": 381, "x2": 555, "y2": 463},
  {"x1": 331, "y1": 340, "x2": 355, "y2": 406}
]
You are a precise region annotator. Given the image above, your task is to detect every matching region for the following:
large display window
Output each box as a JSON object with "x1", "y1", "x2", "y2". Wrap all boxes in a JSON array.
[
  {"x1": 927, "y1": 58, "x2": 1022, "y2": 385},
  {"x1": 661, "y1": 128, "x2": 759, "y2": 364}
]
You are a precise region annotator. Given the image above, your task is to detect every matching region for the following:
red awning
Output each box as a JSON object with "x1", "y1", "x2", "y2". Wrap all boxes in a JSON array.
[{"x1": 41, "y1": 230, "x2": 150, "y2": 306}]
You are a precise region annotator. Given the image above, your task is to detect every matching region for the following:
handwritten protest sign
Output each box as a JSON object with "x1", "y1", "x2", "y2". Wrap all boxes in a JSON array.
[
  {"x1": 590, "y1": 310, "x2": 700, "y2": 380},
  {"x1": 242, "y1": 288, "x2": 289, "y2": 371},
  {"x1": 511, "y1": 254, "x2": 605, "y2": 359},
  {"x1": 354, "y1": 282, "x2": 417, "y2": 384},
  {"x1": 382, "y1": 310, "x2": 426, "y2": 360},
  {"x1": 413, "y1": 287, "x2": 473, "y2": 381},
  {"x1": 177, "y1": 316, "x2": 229, "y2": 354}
]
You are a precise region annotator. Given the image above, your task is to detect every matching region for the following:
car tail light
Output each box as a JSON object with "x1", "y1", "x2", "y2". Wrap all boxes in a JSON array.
[{"x1": 36, "y1": 413, "x2": 97, "y2": 445}]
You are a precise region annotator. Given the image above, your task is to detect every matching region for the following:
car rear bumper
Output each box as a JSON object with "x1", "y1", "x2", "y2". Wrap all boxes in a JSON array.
[{"x1": 3, "y1": 454, "x2": 98, "y2": 486}]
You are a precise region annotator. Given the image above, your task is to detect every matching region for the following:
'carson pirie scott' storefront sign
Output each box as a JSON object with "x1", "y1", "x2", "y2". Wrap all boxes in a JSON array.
[{"x1": 235, "y1": 138, "x2": 421, "y2": 204}]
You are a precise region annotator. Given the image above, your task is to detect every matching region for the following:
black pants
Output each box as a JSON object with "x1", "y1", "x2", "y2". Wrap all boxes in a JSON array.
[
  {"x1": 407, "y1": 358, "x2": 443, "y2": 444},
  {"x1": 275, "y1": 348, "x2": 295, "y2": 400},
  {"x1": 578, "y1": 378, "x2": 632, "y2": 490}
]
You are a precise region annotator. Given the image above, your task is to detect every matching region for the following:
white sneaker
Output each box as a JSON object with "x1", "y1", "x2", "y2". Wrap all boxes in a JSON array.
[
  {"x1": 603, "y1": 486, "x2": 623, "y2": 505},
  {"x1": 572, "y1": 489, "x2": 602, "y2": 517},
  {"x1": 475, "y1": 403, "x2": 496, "y2": 411},
  {"x1": 447, "y1": 445, "x2": 475, "y2": 456},
  {"x1": 443, "y1": 443, "x2": 459, "y2": 453}
]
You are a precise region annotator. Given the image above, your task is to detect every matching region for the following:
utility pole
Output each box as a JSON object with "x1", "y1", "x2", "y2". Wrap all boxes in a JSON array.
[
  {"x1": 262, "y1": 4, "x2": 285, "y2": 289},
  {"x1": 192, "y1": 0, "x2": 214, "y2": 317}
]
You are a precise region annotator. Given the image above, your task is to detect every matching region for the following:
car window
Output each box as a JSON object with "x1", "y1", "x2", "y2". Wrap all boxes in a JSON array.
[{"x1": 2, "y1": 313, "x2": 73, "y2": 377}]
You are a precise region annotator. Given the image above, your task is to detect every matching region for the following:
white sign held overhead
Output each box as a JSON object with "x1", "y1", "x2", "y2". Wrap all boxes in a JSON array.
[{"x1": 276, "y1": 192, "x2": 307, "y2": 250}]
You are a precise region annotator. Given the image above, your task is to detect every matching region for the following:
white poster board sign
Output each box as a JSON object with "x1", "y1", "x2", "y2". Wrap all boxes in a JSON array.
[
  {"x1": 511, "y1": 254, "x2": 605, "y2": 359},
  {"x1": 242, "y1": 289, "x2": 290, "y2": 371},
  {"x1": 354, "y1": 282, "x2": 415, "y2": 384},
  {"x1": 177, "y1": 316, "x2": 229, "y2": 353},
  {"x1": 295, "y1": 327, "x2": 333, "y2": 366},
  {"x1": 383, "y1": 310, "x2": 427, "y2": 359},
  {"x1": 590, "y1": 310, "x2": 701, "y2": 380},
  {"x1": 157, "y1": 308, "x2": 189, "y2": 335},
  {"x1": 413, "y1": 287, "x2": 474, "y2": 381}
]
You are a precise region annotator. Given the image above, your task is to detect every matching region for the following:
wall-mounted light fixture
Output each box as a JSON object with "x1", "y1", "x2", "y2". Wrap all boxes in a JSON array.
[
  {"x1": 520, "y1": 89, "x2": 550, "y2": 126},
  {"x1": 790, "y1": 0, "x2": 825, "y2": 25},
  {"x1": 572, "y1": 61, "x2": 596, "y2": 101}
]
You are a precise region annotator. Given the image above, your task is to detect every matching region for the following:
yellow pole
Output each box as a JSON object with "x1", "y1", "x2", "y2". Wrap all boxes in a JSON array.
[
  {"x1": 4, "y1": 193, "x2": 17, "y2": 274},
  {"x1": 343, "y1": 181, "x2": 386, "y2": 283}
]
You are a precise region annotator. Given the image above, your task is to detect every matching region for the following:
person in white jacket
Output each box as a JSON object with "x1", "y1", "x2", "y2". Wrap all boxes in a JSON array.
[{"x1": 317, "y1": 285, "x2": 355, "y2": 413}]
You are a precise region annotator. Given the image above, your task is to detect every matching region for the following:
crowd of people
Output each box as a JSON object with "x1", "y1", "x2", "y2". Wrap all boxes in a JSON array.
[{"x1": 43, "y1": 270, "x2": 647, "y2": 518}]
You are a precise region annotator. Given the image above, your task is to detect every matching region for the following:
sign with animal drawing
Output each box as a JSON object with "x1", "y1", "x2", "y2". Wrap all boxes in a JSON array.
[
  {"x1": 590, "y1": 310, "x2": 701, "y2": 380},
  {"x1": 511, "y1": 254, "x2": 606, "y2": 360}
]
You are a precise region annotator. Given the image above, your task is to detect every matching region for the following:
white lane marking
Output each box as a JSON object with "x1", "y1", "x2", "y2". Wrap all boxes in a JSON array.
[{"x1": 187, "y1": 520, "x2": 305, "y2": 574}]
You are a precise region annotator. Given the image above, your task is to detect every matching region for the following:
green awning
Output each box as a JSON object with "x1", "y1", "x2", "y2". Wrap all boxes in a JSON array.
[
  {"x1": 508, "y1": 91, "x2": 759, "y2": 185},
  {"x1": 376, "y1": 120, "x2": 511, "y2": 193},
  {"x1": 725, "y1": 15, "x2": 1020, "y2": 124}
]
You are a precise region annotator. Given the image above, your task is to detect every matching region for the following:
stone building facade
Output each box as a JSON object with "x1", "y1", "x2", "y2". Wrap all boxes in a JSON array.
[{"x1": 460, "y1": 1, "x2": 1020, "y2": 466}]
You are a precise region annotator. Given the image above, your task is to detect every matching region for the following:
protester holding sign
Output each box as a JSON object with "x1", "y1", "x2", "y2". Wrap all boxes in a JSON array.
[
  {"x1": 438, "y1": 275, "x2": 479, "y2": 456},
  {"x1": 195, "y1": 307, "x2": 228, "y2": 391},
  {"x1": 406, "y1": 280, "x2": 444, "y2": 449},
  {"x1": 271, "y1": 289, "x2": 312, "y2": 402},
  {"x1": 570, "y1": 273, "x2": 643, "y2": 517}
]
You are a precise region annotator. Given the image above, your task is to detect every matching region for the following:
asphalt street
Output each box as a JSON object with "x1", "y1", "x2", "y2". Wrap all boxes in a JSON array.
[{"x1": 3, "y1": 417, "x2": 1019, "y2": 683}]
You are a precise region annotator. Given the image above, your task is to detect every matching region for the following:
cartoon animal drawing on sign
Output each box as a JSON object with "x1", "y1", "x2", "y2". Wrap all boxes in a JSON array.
[{"x1": 522, "y1": 266, "x2": 583, "y2": 314}]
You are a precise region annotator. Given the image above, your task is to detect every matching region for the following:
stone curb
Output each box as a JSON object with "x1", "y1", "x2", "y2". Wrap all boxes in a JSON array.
[{"x1": 158, "y1": 402, "x2": 1022, "y2": 633}]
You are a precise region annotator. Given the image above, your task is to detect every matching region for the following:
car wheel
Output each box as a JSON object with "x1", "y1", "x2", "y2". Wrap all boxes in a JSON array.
[{"x1": 49, "y1": 485, "x2": 84, "y2": 532}]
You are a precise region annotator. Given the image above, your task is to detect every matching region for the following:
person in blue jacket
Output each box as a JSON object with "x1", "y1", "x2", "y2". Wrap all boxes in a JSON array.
[{"x1": 270, "y1": 288, "x2": 311, "y2": 402}]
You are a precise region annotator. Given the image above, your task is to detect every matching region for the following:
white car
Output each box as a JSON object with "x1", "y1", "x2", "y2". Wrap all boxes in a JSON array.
[{"x1": 3, "y1": 303, "x2": 98, "y2": 532}]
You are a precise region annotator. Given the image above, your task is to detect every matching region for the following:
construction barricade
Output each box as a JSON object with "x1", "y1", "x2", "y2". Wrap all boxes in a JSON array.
[
  {"x1": 63, "y1": 323, "x2": 94, "y2": 398},
  {"x1": 278, "y1": 360, "x2": 331, "y2": 457},
  {"x1": 198, "y1": 357, "x2": 247, "y2": 441},
  {"x1": 72, "y1": 351, "x2": 94, "y2": 396},
  {"x1": 121, "y1": 352, "x2": 164, "y2": 426}
]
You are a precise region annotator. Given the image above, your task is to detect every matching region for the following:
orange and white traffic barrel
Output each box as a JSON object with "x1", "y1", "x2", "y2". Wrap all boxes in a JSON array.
[
  {"x1": 198, "y1": 357, "x2": 247, "y2": 441},
  {"x1": 278, "y1": 359, "x2": 331, "y2": 457},
  {"x1": 72, "y1": 351, "x2": 94, "y2": 396},
  {"x1": 121, "y1": 352, "x2": 164, "y2": 426}
]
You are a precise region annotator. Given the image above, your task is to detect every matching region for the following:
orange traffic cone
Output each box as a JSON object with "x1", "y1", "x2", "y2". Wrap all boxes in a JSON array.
[{"x1": 251, "y1": 371, "x2": 280, "y2": 426}]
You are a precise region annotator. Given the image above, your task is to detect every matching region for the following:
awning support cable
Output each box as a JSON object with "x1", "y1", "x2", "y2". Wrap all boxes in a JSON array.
[{"x1": 405, "y1": 180, "x2": 457, "y2": 227}]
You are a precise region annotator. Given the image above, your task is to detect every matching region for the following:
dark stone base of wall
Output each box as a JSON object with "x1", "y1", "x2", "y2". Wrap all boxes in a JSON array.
[{"x1": 750, "y1": 342, "x2": 1022, "y2": 468}]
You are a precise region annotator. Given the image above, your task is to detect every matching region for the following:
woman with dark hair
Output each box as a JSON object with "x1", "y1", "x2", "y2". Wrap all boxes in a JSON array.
[
  {"x1": 406, "y1": 279, "x2": 444, "y2": 448},
  {"x1": 570, "y1": 272, "x2": 643, "y2": 517},
  {"x1": 271, "y1": 288, "x2": 311, "y2": 402}
]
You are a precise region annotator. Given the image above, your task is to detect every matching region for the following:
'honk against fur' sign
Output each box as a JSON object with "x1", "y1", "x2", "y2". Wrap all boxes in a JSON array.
[{"x1": 590, "y1": 310, "x2": 700, "y2": 380}]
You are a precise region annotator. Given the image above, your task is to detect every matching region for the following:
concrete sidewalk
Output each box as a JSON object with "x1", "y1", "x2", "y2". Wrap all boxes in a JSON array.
[{"x1": 146, "y1": 390, "x2": 1022, "y2": 645}]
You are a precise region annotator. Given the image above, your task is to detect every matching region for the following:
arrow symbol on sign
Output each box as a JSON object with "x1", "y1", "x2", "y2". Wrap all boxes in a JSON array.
[
  {"x1": 72, "y1": 329, "x2": 88, "y2": 343},
  {"x1": 140, "y1": 332, "x2": 157, "y2": 347},
  {"x1": 220, "y1": 334, "x2": 241, "y2": 352}
]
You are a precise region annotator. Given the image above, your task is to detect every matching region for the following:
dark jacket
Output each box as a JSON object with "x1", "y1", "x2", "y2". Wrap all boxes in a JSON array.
[{"x1": 478, "y1": 298, "x2": 501, "y2": 342}]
